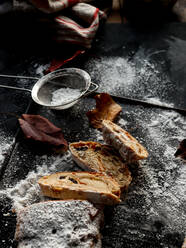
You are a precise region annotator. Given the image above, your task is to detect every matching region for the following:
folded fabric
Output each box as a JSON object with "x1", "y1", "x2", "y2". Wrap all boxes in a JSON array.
[
  {"x1": 14, "y1": 0, "x2": 108, "y2": 48},
  {"x1": 29, "y1": 0, "x2": 94, "y2": 13}
]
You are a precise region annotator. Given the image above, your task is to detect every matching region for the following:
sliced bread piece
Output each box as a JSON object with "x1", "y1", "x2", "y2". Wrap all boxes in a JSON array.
[
  {"x1": 15, "y1": 200, "x2": 103, "y2": 248},
  {"x1": 38, "y1": 171, "x2": 121, "y2": 205},
  {"x1": 69, "y1": 141, "x2": 132, "y2": 190},
  {"x1": 102, "y1": 120, "x2": 148, "y2": 163}
]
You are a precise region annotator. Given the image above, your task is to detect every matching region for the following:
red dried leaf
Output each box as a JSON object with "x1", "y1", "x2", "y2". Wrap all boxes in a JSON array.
[
  {"x1": 21, "y1": 114, "x2": 61, "y2": 134},
  {"x1": 19, "y1": 114, "x2": 68, "y2": 149},
  {"x1": 174, "y1": 139, "x2": 186, "y2": 161},
  {"x1": 45, "y1": 50, "x2": 85, "y2": 73},
  {"x1": 86, "y1": 93, "x2": 122, "y2": 129}
]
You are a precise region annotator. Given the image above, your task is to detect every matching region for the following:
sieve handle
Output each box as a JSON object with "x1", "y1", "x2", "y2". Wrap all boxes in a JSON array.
[
  {"x1": 0, "y1": 84, "x2": 31, "y2": 92},
  {"x1": 0, "y1": 74, "x2": 38, "y2": 93},
  {"x1": 0, "y1": 74, "x2": 39, "y2": 80},
  {"x1": 84, "y1": 82, "x2": 99, "y2": 97}
]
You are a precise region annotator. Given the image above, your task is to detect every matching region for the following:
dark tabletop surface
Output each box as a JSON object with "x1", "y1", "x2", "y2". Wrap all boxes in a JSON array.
[{"x1": 0, "y1": 7, "x2": 186, "y2": 248}]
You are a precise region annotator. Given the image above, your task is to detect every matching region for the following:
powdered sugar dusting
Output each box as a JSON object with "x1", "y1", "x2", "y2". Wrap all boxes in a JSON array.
[
  {"x1": 117, "y1": 118, "x2": 128, "y2": 128},
  {"x1": 85, "y1": 56, "x2": 136, "y2": 95},
  {"x1": 0, "y1": 132, "x2": 15, "y2": 169},
  {"x1": 123, "y1": 107, "x2": 186, "y2": 233},
  {"x1": 51, "y1": 87, "x2": 81, "y2": 106},
  {"x1": 144, "y1": 97, "x2": 175, "y2": 108},
  {"x1": 0, "y1": 151, "x2": 77, "y2": 211},
  {"x1": 85, "y1": 51, "x2": 176, "y2": 107},
  {"x1": 93, "y1": 129, "x2": 103, "y2": 143},
  {"x1": 35, "y1": 63, "x2": 49, "y2": 76}
]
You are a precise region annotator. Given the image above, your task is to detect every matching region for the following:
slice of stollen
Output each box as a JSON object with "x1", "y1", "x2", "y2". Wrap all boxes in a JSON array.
[
  {"x1": 69, "y1": 141, "x2": 132, "y2": 191},
  {"x1": 38, "y1": 171, "x2": 121, "y2": 205},
  {"x1": 15, "y1": 200, "x2": 103, "y2": 248},
  {"x1": 102, "y1": 120, "x2": 148, "y2": 163}
]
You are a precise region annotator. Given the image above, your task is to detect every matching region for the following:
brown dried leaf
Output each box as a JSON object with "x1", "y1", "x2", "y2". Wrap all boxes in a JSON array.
[
  {"x1": 19, "y1": 114, "x2": 68, "y2": 149},
  {"x1": 174, "y1": 139, "x2": 186, "y2": 161},
  {"x1": 86, "y1": 93, "x2": 122, "y2": 129}
]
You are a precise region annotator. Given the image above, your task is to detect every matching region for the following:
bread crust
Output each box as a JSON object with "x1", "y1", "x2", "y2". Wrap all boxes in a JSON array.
[
  {"x1": 38, "y1": 172, "x2": 121, "y2": 205},
  {"x1": 69, "y1": 141, "x2": 132, "y2": 191},
  {"x1": 102, "y1": 120, "x2": 148, "y2": 163}
]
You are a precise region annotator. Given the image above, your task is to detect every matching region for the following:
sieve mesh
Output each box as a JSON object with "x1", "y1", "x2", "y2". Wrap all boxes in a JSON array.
[{"x1": 32, "y1": 68, "x2": 92, "y2": 109}]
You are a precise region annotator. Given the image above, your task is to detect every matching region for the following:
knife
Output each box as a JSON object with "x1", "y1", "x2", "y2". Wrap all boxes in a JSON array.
[{"x1": 93, "y1": 92, "x2": 186, "y2": 114}]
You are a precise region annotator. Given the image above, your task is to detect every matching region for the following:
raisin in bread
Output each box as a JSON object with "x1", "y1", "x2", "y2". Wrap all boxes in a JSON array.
[
  {"x1": 38, "y1": 172, "x2": 121, "y2": 205},
  {"x1": 102, "y1": 120, "x2": 148, "y2": 163},
  {"x1": 69, "y1": 141, "x2": 132, "y2": 191},
  {"x1": 15, "y1": 200, "x2": 103, "y2": 248}
]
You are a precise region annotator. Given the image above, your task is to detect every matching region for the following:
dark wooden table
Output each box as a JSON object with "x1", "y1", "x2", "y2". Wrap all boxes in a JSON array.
[{"x1": 0, "y1": 9, "x2": 186, "y2": 248}]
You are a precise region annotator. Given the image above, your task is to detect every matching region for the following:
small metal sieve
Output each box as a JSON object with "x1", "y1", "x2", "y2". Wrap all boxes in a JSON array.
[{"x1": 0, "y1": 68, "x2": 98, "y2": 110}]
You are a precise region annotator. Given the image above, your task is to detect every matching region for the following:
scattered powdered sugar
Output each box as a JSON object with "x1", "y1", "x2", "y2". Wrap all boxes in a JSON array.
[
  {"x1": 166, "y1": 36, "x2": 186, "y2": 84},
  {"x1": 0, "y1": 142, "x2": 14, "y2": 165},
  {"x1": 117, "y1": 118, "x2": 128, "y2": 128},
  {"x1": 15, "y1": 63, "x2": 50, "y2": 89},
  {"x1": 0, "y1": 133, "x2": 15, "y2": 170},
  {"x1": 93, "y1": 129, "x2": 104, "y2": 143},
  {"x1": 123, "y1": 107, "x2": 186, "y2": 233},
  {"x1": 143, "y1": 96, "x2": 175, "y2": 108},
  {"x1": 51, "y1": 87, "x2": 81, "y2": 106},
  {"x1": 85, "y1": 56, "x2": 136, "y2": 96},
  {"x1": 35, "y1": 63, "x2": 49, "y2": 76},
  {"x1": 0, "y1": 151, "x2": 77, "y2": 211},
  {"x1": 131, "y1": 48, "x2": 176, "y2": 104},
  {"x1": 85, "y1": 50, "x2": 176, "y2": 107}
]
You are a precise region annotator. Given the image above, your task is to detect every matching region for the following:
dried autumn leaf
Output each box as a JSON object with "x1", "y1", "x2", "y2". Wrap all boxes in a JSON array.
[
  {"x1": 174, "y1": 139, "x2": 186, "y2": 161},
  {"x1": 19, "y1": 114, "x2": 68, "y2": 149},
  {"x1": 86, "y1": 93, "x2": 122, "y2": 129}
]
